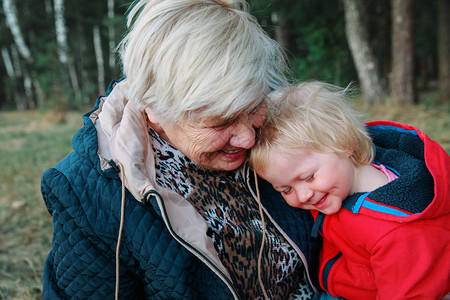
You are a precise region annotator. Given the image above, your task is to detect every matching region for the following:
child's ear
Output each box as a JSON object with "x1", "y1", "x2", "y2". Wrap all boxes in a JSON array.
[{"x1": 345, "y1": 148, "x2": 354, "y2": 158}]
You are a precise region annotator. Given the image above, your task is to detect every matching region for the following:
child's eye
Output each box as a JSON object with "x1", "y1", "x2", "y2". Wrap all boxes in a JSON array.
[
  {"x1": 282, "y1": 187, "x2": 292, "y2": 194},
  {"x1": 305, "y1": 174, "x2": 314, "y2": 182}
]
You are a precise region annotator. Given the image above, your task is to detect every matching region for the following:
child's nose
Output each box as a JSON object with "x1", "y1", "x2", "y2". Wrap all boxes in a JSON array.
[{"x1": 296, "y1": 186, "x2": 313, "y2": 203}]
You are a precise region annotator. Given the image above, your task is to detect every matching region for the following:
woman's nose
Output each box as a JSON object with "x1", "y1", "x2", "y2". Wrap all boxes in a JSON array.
[
  {"x1": 229, "y1": 108, "x2": 265, "y2": 149},
  {"x1": 228, "y1": 118, "x2": 257, "y2": 149}
]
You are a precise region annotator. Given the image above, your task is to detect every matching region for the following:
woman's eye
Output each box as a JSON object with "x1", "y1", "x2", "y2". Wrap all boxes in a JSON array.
[
  {"x1": 305, "y1": 175, "x2": 314, "y2": 182},
  {"x1": 210, "y1": 123, "x2": 228, "y2": 129}
]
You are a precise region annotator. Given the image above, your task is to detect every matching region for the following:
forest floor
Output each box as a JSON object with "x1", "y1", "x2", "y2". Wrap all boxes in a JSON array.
[
  {"x1": 0, "y1": 109, "x2": 82, "y2": 300},
  {"x1": 0, "y1": 92, "x2": 448, "y2": 299},
  {"x1": 354, "y1": 90, "x2": 450, "y2": 152}
]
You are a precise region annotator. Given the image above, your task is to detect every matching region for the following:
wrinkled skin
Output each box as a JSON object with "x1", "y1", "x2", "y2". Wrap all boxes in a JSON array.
[{"x1": 146, "y1": 105, "x2": 266, "y2": 171}]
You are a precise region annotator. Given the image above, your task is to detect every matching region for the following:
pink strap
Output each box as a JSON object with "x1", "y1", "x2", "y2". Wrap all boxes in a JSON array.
[{"x1": 371, "y1": 163, "x2": 399, "y2": 182}]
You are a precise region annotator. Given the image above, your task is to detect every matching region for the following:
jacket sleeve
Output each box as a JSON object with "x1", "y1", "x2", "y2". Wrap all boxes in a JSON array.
[
  {"x1": 41, "y1": 167, "x2": 141, "y2": 299},
  {"x1": 370, "y1": 221, "x2": 450, "y2": 300}
]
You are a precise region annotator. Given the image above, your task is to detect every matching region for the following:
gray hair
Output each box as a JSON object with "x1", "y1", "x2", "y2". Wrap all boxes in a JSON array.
[{"x1": 119, "y1": 0, "x2": 288, "y2": 126}]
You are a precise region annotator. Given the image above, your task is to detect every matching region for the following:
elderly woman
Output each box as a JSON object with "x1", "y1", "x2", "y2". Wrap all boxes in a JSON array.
[{"x1": 41, "y1": 0, "x2": 321, "y2": 299}]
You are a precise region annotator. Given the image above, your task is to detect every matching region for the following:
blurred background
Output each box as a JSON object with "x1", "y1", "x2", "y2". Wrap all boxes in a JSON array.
[{"x1": 0, "y1": 0, "x2": 449, "y2": 299}]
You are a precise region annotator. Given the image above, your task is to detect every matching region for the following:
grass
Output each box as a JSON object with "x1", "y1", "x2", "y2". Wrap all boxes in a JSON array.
[
  {"x1": 0, "y1": 95, "x2": 448, "y2": 299},
  {"x1": 0, "y1": 109, "x2": 83, "y2": 300},
  {"x1": 353, "y1": 91, "x2": 450, "y2": 152}
]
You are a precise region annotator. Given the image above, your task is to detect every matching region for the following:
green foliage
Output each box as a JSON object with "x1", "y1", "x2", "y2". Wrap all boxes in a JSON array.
[
  {"x1": 0, "y1": 0, "x2": 443, "y2": 107},
  {"x1": 0, "y1": 0, "x2": 130, "y2": 110},
  {"x1": 250, "y1": 0, "x2": 357, "y2": 86},
  {"x1": 414, "y1": 0, "x2": 437, "y2": 59},
  {"x1": 292, "y1": 24, "x2": 356, "y2": 86}
]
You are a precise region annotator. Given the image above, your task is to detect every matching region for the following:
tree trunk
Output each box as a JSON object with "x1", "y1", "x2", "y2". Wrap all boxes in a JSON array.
[
  {"x1": 108, "y1": 0, "x2": 116, "y2": 71},
  {"x1": 271, "y1": 12, "x2": 290, "y2": 52},
  {"x1": 93, "y1": 25, "x2": 105, "y2": 94},
  {"x1": 44, "y1": 0, "x2": 52, "y2": 14},
  {"x1": 32, "y1": 72, "x2": 44, "y2": 108},
  {"x1": 2, "y1": 0, "x2": 32, "y2": 61},
  {"x1": 3, "y1": 0, "x2": 36, "y2": 109},
  {"x1": 437, "y1": 0, "x2": 450, "y2": 102},
  {"x1": 68, "y1": 62, "x2": 82, "y2": 101},
  {"x1": 1, "y1": 47, "x2": 15, "y2": 77},
  {"x1": 1, "y1": 47, "x2": 17, "y2": 108},
  {"x1": 54, "y1": 0, "x2": 68, "y2": 64},
  {"x1": 54, "y1": 0, "x2": 81, "y2": 102},
  {"x1": 390, "y1": 0, "x2": 415, "y2": 105},
  {"x1": 11, "y1": 46, "x2": 22, "y2": 77},
  {"x1": 419, "y1": 58, "x2": 429, "y2": 90},
  {"x1": 343, "y1": 0, "x2": 386, "y2": 104},
  {"x1": 10, "y1": 46, "x2": 27, "y2": 110},
  {"x1": 23, "y1": 71, "x2": 35, "y2": 109}
]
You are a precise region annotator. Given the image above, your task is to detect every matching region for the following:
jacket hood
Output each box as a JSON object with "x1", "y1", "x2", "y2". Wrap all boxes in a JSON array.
[
  {"x1": 75, "y1": 79, "x2": 233, "y2": 283},
  {"x1": 342, "y1": 120, "x2": 450, "y2": 222}
]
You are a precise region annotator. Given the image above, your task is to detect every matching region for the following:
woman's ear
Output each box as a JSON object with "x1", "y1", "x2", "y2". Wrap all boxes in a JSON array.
[
  {"x1": 145, "y1": 107, "x2": 159, "y2": 124},
  {"x1": 144, "y1": 106, "x2": 170, "y2": 142}
]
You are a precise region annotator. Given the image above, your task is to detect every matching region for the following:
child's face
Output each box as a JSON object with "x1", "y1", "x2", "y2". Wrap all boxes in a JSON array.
[{"x1": 259, "y1": 146, "x2": 356, "y2": 215}]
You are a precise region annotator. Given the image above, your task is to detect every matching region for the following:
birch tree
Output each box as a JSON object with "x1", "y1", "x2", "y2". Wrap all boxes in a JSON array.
[
  {"x1": 44, "y1": 0, "x2": 52, "y2": 14},
  {"x1": 2, "y1": 0, "x2": 32, "y2": 62},
  {"x1": 1, "y1": 46, "x2": 19, "y2": 108},
  {"x1": 343, "y1": 0, "x2": 386, "y2": 104},
  {"x1": 391, "y1": 0, "x2": 415, "y2": 105},
  {"x1": 437, "y1": 0, "x2": 450, "y2": 102},
  {"x1": 10, "y1": 46, "x2": 21, "y2": 78},
  {"x1": 93, "y1": 25, "x2": 105, "y2": 93},
  {"x1": 1, "y1": 47, "x2": 15, "y2": 78},
  {"x1": 10, "y1": 45, "x2": 27, "y2": 109},
  {"x1": 54, "y1": 0, "x2": 68, "y2": 64},
  {"x1": 271, "y1": 12, "x2": 291, "y2": 53},
  {"x1": 54, "y1": 0, "x2": 81, "y2": 101},
  {"x1": 108, "y1": 0, "x2": 116, "y2": 71},
  {"x1": 2, "y1": 0, "x2": 36, "y2": 109}
]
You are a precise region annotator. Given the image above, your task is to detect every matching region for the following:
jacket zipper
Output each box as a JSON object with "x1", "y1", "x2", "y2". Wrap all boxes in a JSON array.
[
  {"x1": 244, "y1": 166, "x2": 320, "y2": 294},
  {"x1": 147, "y1": 190, "x2": 242, "y2": 300},
  {"x1": 258, "y1": 203, "x2": 320, "y2": 294}
]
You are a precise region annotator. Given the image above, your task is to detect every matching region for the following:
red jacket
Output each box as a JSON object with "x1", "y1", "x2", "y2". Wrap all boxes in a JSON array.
[{"x1": 312, "y1": 121, "x2": 450, "y2": 300}]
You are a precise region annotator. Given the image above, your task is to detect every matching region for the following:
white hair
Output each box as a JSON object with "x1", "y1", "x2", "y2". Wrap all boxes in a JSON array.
[{"x1": 119, "y1": 0, "x2": 288, "y2": 125}]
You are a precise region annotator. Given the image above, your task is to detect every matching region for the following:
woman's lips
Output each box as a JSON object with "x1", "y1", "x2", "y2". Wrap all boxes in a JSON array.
[{"x1": 221, "y1": 149, "x2": 247, "y2": 159}]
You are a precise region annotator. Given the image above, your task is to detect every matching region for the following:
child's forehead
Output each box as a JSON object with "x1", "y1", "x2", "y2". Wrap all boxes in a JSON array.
[
  {"x1": 260, "y1": 146, "x2": 317, "y2": 180},
  {"x1": 265, "y1": 146, "x2": 310, "y2": 170},
  {"x1": 273, "y1": 145, "x2": 314, "y2": 159}
]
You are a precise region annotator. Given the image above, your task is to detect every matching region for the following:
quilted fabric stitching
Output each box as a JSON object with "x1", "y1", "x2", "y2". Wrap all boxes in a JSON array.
[
  {"x1": 42, "y1": 157, "x2": 233, "y2": 299},
  {"x1": 41, "y1": 79, "x2": 318, "y2": 299}
]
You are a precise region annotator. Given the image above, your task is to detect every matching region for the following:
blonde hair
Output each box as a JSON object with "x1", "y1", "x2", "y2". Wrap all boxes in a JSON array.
[
  {"x1": 118, "y1": 0, "x2": 288, "y2": 126},
  {"x1": 250, "y1": 81, "x2": 374, "y2": 173}
]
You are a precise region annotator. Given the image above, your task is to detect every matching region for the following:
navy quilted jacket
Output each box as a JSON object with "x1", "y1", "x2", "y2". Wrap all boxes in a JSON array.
[{"x1": 41, "y1": 80, "x2": 320, "y2": 299}]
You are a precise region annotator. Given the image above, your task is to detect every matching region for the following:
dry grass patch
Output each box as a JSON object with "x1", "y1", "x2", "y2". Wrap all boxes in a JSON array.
[
  {"x1": 353, "y1": 100, "x2": 450, "y2": 153},
  {"x1": 0, "y1": 98, "x2": 448, "y2": 298},
  {"x1": 0, "y1": 109, "x2": 83, "y2": 299}
]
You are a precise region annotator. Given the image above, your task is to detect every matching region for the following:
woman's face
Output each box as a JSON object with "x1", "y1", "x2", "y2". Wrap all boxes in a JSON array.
[{"x1": 146, "y1": 105, "x2": 266, "y2": 171}]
